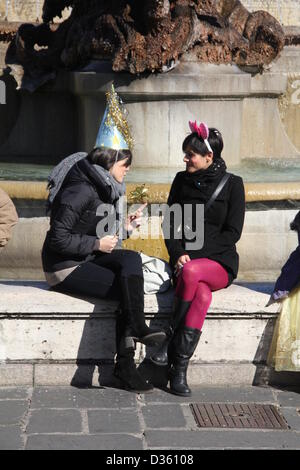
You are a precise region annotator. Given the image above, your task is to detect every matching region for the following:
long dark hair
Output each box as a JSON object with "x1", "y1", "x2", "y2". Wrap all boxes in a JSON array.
[
  {"x1": 87, "y1": 147, "x2": 132, "y2": 170},
  {"x1": 182, "y1": 128, "x2": 224, "y2": 160}
]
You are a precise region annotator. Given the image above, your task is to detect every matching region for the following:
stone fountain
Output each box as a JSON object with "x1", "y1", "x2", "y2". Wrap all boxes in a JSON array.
[
  {"x1": 0, "y1": 0, "x2": 299, "y2": 281},
  {"x1": 0, "y1": 1, "x2": 300, "y2": 388}
]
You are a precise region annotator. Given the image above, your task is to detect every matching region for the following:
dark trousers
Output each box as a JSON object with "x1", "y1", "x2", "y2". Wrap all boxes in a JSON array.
[
  {"x1": 54, "y1": 249, "x2": 143, "y2": 300},
  {"x1": 54, "y1": 249, "x2": 144, "y2": 361}
]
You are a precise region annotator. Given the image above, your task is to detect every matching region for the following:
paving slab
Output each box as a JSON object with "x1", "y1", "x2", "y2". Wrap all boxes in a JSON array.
[
  {"x1": 281, "y1": 408, "x2": 300, "y2": 432},
  {"x1": 26, "y1": 409, "x2": 83, "y2": 434},
  {"x1": 142, "y1": 404, "x2": 187, "y2": 429},
  {"x1": 0, "y1": 425, "x2": 24, "y2": 450},
  {"x1": 144, "y1": 386, "x2": 276, "y2": 404},
  {"x1": 26, "y1": 434, "x2": 144, "y2": 450},
  {"x1": 276, "y1": 390, "x2": 300, "y2": 408},
  {"x1": 88, "y1": 409, "x2": 141, "y2": 434},
  {"x1": 0, "y1": 400, "x2": 28, "y2": 425},
  {"x1": 145, "y1": 429, "x2": 300, "y2": 449},
  {"x1": 31, "y1": 387, "x2": 137, "y2": 409},
  {"x1": 0, "y1": 385, "x2": 298, "y2": 450},
  {"x1": 35, "y1": 364, "x2": 113, "y2": 387}
]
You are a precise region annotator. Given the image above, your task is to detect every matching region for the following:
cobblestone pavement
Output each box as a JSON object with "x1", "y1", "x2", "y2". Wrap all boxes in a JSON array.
[{"x1": 0, "y1": 385, "x2": 300, "y2": 450}]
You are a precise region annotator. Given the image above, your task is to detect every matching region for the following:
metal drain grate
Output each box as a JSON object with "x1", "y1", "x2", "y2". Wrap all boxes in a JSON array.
[{"x1": 190, "y1": 403, "x2": 289, "y2": 430}]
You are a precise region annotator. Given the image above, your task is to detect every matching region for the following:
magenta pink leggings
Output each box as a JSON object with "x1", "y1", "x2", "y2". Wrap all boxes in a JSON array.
[{"x1": 175, "y1": 258, "x2": 228, "y2": 331}]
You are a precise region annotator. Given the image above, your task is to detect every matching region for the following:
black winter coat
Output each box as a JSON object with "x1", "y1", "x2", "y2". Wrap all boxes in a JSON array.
[
  {"x1": 164, "y1": 171, "x2": 245, "y2": 285},
  {"x1": 42, "y1": 157, "x2": 119, "y2": 274}
]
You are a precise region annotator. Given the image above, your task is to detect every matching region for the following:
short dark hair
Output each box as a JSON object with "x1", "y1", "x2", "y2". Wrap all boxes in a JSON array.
[
  {"x1": 87, "y1": 147, "x2": 132, "y2": 170},
  {"x1": 182, "y1": 128, "x2": 224, "y2": 160},
  {"x1": 290, "y1": 211, "x2": 300, "y2": 232}
]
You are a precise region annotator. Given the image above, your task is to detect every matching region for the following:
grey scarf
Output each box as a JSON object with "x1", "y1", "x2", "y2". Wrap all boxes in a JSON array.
[{"x1": 93, "y1": 164, "x2": 126, "y2": 202}]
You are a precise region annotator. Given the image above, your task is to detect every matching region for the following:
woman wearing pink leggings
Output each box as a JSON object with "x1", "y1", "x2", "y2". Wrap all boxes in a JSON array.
[{"x1": 151, "y1": 122, "x2": 245, "y2": 396}]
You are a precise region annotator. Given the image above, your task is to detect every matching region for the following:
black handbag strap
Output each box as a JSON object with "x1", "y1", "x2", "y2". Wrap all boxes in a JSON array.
[{"x1": 205, "y1": 172, "x2": 231, "y2": 213}]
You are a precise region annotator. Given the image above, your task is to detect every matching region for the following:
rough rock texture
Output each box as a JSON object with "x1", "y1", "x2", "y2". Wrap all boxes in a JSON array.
[{"x1": 2, "y1": 0, "x2": 285, "y2": 90}]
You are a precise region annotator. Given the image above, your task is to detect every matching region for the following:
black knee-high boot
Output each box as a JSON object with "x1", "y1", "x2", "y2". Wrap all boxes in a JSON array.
[
  {"x1": 114, "y1": 310, "x2": 153, "y2": 393},
  {"x1": 121, "y1": 275, "x2": 166, "y2": 347},
  {"x1": 150, "y1": 298, "x2": 192, "y2": 366},
  {"x1": 169, "y1": 326, "x2": 202, "y2": 397}
]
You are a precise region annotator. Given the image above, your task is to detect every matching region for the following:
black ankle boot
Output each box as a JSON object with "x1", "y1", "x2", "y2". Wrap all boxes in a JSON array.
[
  {"x1": 114, "y1": 359, "x2": 153, "y2": 393},
  {"x1": 169, "y1": 326, "x2": 202, "y2": 397},
  {"x1": 114, "y1": 324, "x2": 153, "y2": 393},
  {"x1": 150, "y1": 299, "x2": 192, "y2": 367},
  {"x1": 121, "y1": 275, "x2": 166, "y2": 346}
]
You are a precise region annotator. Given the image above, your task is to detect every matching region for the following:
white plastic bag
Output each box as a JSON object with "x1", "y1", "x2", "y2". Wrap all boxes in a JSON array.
[{"x1": 140, "y1": 252, "x2": 172, "y2": 294}]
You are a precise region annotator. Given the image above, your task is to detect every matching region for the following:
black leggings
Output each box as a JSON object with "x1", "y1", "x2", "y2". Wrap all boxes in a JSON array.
[{"x1": 53, "y1": 249, "x2": 143, "y2": 301}]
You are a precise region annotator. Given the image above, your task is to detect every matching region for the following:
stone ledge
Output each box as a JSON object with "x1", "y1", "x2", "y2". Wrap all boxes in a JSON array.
[
  {"x1": 68, "y1": 66, "x2": 289, "y2": 99},
  {"x1": 0, "y1": 282, "x2": 286, "y2": 386},
  {"x1": 0, "y1": 281, "x2": 279, "y2": 316},
  {"x1": 1, "y1": 181, "x2": 300, "y2": 202}
]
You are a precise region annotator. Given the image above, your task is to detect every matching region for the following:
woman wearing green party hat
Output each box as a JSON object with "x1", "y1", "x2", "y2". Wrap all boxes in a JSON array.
[{"x1": 42, "y1": 85, "x2": 165, "y2": 393}]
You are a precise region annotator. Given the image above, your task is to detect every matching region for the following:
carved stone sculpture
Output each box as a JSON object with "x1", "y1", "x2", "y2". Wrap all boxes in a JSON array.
[{"x1": 4, "y1": 0, "x2": 285, "y2": 90}]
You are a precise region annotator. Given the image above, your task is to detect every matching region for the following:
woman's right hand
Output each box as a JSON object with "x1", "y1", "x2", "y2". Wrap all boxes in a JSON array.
[
  {"x1": 174, "y1": 254, "x2": 191, "y2": 276},
  {"x1": 94, "y1": 235, "x2": 119, "y2": 253}
]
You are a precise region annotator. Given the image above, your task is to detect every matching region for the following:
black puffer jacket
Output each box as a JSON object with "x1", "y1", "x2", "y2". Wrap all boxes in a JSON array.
[
  {"x1": 42, "y1": 157, "x2": 119, "y2": 274},
  {"x1": 164, "y1": 171, "x2": 245, "y2": 285}
]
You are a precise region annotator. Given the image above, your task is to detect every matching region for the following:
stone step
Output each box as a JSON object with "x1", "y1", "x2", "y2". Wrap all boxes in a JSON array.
[
  {"x1": 0, "y1": 281, "x2": 290, "y2": 387},
  {"x1": 0, "y1": 281, "x2": 276, "y2": 315}
]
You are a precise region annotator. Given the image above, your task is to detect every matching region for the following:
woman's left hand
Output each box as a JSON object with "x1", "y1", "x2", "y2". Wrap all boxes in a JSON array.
[
  {"x1": 125, "y1": 203, "x2": 147, "y2": 233},
  {"x1": 174, "y1": 254, "x2": 191, "y2": 276}
]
